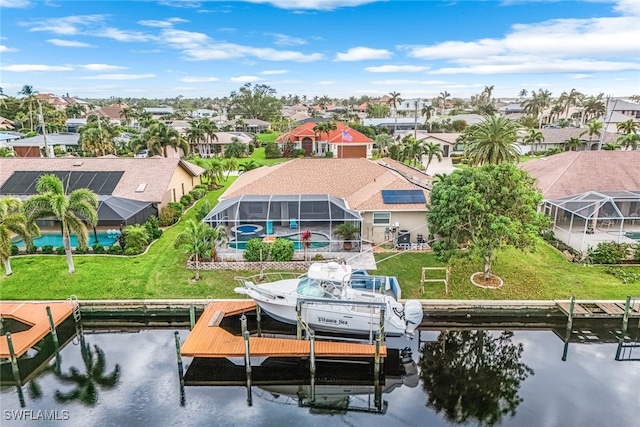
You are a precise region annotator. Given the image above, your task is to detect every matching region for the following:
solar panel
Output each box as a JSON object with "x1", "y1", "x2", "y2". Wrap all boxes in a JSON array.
[
  {"x1": 0, "y1": 171, "x2": 124, "y2": 196},
  {"x1": 381, "y1": 189, "x2": 426, "y2": 204}
]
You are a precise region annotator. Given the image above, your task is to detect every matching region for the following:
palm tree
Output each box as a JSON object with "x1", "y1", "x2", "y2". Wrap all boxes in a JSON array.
[
  {"x1": 518, "y1": 89, "x2": 528, "y2": 99},
  {"x1": 581, "y1": 94, "x2": 605, "y2": 122},
  {"x1": 239, "y1": 159, "x2": 261, "y2": 172},
  {"x1": 401, "y1": 136, "x2": 425, "y2": 167},
  {"x1": 439, "y1": 91, "x2": 450, "y2": 115},
  {"x1": 558, "y1": 89, "x2": 584, "y2": 118},
  {"x1": 137, "y1": 122, "x2": 189, "y2": 157},
  {"x1": 374, "y1": 134, "x2": 395, "y2": 157},
  {"x1": 18, "y1": 85, "x2": 38, "y2": 132},
  {"x1": 423, "y1": 141, "x2": 444, "y2": 172},
  {"x1": 563, "y1": 137, "x2": 582, "y2": 152},
  {"x1": 421, "y1": 104, "x2": 437, "y2": 132},
  {"x1": 119, "y1": 106, "x2": 137, "y2": 126},
  {"x1": 482, "y1": 85, "x2": 494, "y2": 103},
  {"x1": 388, "y1": 92, "x2": 402, "y2": 134},
  {"x1": 617, "y1": 133, "x2": 640, "y2": 151},
  {"x1": 1, "y1": 197, "x2": 38, "y2": 275},
  {"x1": 223, "y1": 157, "x2": 239, "y2": 180},
  {"x1": 523, "y1": 128, "x2": 544, "y2": 155},
  {"x1": 616, "y1": 119, "x2": 639, "y2": 135},
  {"x1": 323, "y1": 121, "x2": 337, "y2": 142},
  {"x1": 65, "y1": 103, "x2": 86, "y2": 119},
  {"x1": 54, "y1": 340, "x2": 120, "y2": 406},
  {"x1": 22, "y1": 174, "x2": 98, "y2": 273},
  {"x1": 174, "y1": 219, "x2": 227, "y2": 280},
  {"x1": 602, "y1": 142, "x2": 620, "y2": 151},
  {"x1": 580, "y1": 119, "x2": 603, "y2": 150},
  {"x1": 464, "y1": 116, "x2": 521, "y2": 166}
]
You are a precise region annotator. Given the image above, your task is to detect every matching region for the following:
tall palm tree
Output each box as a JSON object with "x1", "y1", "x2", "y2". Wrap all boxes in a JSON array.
[
  {"x1": 518, "y1": 89, "x2": 528, "y2": 99},
  {"x1": 374, "y1": 134, "x2": 395, "y2": 157},
  {"x1": 400, "y1": 136, "x2": 425, "y2": 167},
  {"x1": 137, "y1": 122, "x2": 189, "y2": 157},
  {"x1": 22, "y1": 174, "x2": 98, "y2": 273},
  {"x1": 439, "y1": 91, "x2": 450, "y2": 115},
  {"x1": 388, "y1": 91, "x2": 402, "y2": 134},
  {"x1": 580, "y1": 119, "x2": 603, "y2": 150},
  {"x1": 616, "y1": 119, "x2": 639, "y2": 135},
  {"x1": 464, "y1": 116, "x2": 521, "y2": 165},
  {"x1": 423, "y1": 141, "x2": 444, "y2": 172},
  {"x1": 617, "y1": 133, "x2": 640, "y2": 151},
  {"x1": 323, "y1": 121, "x2": 337, "y2": 142},
  {"x1": 482, "y1": 85, "x2": 494, "y2": 103},
  {"x1": 581, "y1": 94, "x2": 605, "y2": 122},
  {"x1": 523, "y1": 128, "x2": 544, "y2": 155},
  {"x1": 558, "y1": 89, "x2": 584, "y2": 118},
  {"x1": 1, "y1": 197, "x2": 38, "y2": 275},
  {"x1": 421, "y1": 104, "x2": 437, "y2": 132},
  {"x1": 223, "y1": 157, "x2": 239, "y2": 181},
  {"x1": 174, "y1": 219, "x2": 227, "y2": 280},
  {"x1": 18, "y1": 85, "x2": 38, "y2": 132},
  {"x1": 563, "y1": 137, "x2": 582, "y2": 152}
]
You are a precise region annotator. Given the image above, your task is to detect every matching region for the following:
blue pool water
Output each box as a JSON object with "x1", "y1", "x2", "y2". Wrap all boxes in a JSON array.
[
  {"x1": 13, "y1": 232, "x2": 118, "y2": 248},
  {"x1": 236, "y1": 225, "x2": 260, "y2": 233},
  {"x1": 229, "y1": 232, "x2": 330, "y2": 250}
]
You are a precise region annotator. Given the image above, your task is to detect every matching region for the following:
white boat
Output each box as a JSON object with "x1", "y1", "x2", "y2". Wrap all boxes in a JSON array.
[{"x1": 234, "y1": 262, "x2": 424, "y2": 337}]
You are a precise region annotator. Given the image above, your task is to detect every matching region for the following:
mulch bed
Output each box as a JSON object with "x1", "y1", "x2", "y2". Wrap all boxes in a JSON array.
[{"x1": 470, "y1": 272, "x2": 503, "y2": 289}]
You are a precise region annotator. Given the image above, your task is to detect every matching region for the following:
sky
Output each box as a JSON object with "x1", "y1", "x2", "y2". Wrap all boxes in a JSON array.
[{"x1": 1, "y1": 0, "x2": 639, "y2": 101}]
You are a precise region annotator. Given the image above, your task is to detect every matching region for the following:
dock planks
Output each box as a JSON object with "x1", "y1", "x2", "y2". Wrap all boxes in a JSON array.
[
  {"x1": 0, "y1": 301, "x2": 73, "y2": 359},
  {"x1": 181, "y1": 300, "x2": 386, "y2": 358},
  {"x1": 555, "y1": 299, "x2": 640, "y2": 318}
]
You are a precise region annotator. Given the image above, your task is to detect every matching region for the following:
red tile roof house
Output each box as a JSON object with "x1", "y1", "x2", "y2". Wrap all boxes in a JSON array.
[
  {"x1": 205, "y1": 158, "x2": 429, "y2": 251},
  {"x1": 276, "y1": 122, "x2": 373, "y2": 158},
  {"x1": 521, "y1": 151, "x2": 640, "y2": 252}
]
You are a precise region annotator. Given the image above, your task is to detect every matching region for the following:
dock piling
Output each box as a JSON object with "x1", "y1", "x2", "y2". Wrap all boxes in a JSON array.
[
  {"x1": 256, "y1": 305, "x2": 262, "y2": 337},
  {"x1": 566, "y1": 296, "x2": 575, "y2": 331},
  {"x1": 296, "y1": 303, "x2": 302, "y2": 340},
  {"x1": 622, "y1": 296, "x2": 631, "y2": 335},
  {"x1": 309, "y1": 328, "x2": 315, "y2": 403},
  {"x1": 46, "y1": 306, "x2": 59, "y2": 348},
  {"x1": 174, "y1": 331, "x2": 185, "y2": 406},
  {"x1": 189, "y1": 306, "x2": 195, "y2": 331},
  {"x1": 6, "y1": 332, "x2": 25, "y2": 408},
  {"x1": 243, "y1": 330, "x2": 252, "y2": 406}
]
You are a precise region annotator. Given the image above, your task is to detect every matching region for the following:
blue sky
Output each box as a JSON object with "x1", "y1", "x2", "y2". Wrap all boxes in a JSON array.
[{"x1": 1, "y1": 0, "x2": 638, "y2": 100}]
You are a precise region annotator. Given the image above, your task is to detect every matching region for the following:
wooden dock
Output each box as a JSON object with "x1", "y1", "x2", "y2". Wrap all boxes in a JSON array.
[
  {"x1": 0, "y1": 301, "x2": 74, "y2": 359},
  {"x1": 555, "y1": 300, "x2": 640, "y2": 319},
  {"x1": 181, "y1": 300, "x2": 387, "y2": 358}
]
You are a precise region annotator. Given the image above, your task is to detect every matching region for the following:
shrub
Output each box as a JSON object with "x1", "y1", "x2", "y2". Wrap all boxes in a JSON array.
[
  {"x1": 587, "y1": 241, "x2": 633, "y2": 265},
  {"x1": 107, "y1": 245, "x2": 123, "y2": 255},
  {"x1": 75, "y1": 246, "x2": 89, "y2": 254},
  {"x1": 11, "y1": 245, "x2": 19, "y2": 256},
  {"x1": 312, "y1": 254, "x2": 324, "y2": 261},
  {"x1": 168, "y1": 202, "x2": 184, "y2": 213},
  {"x1": 56, "y1": 246, "x2": 66, "y2": 255},
  {"x1": 26, "y1": 245, "x2": 38, "y2": 254},
  {"x1": 144, "y1": 215, "x2": 163, "y2": 240},
  {"x1": 180, "y1": 193, "x2": 194, "y2": 207},
  {"x1": 195, "y1": 200, "x2": 212, "y2": 222},
  {"x1": 92, "y1": 243, "x2": 105, "y2": 254},
  {"x1": 190, "y1": 188, "x2": 206, "y2": 200},
  {"x1": 194, "y1": 184, "x2": 208, "y2": 191},
  {"x1": 41, "y1": 245, "x2": 54, "y2": 254},
  {"x1": 124, "y1": 224, "x2": 150, "y2": 255},
  {"x1": 293, "y1": 148, "x2": 306, "y2": 158},
  {"x1": 325, "y1": 151, "x2": 334, "y2": 158},
  {"x1": 159, "y1": 205, "x2": 182, "y2": 226},
  {"x1": 270, "y1": 238, "x2": 294, "y2": 261},
  {"x1": 244, "y1": 238, "x2": 271, "y2": 262},
  {"x1": 264, "y1": 142, "x2": 282, "y2": 159},
  {"x1": 604, "y1": 267, "x2": 640, "y2": 284}
]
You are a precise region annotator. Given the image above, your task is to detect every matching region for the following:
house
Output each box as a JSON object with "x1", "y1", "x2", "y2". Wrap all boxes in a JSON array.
[
  {"x1": 191, "y1": 109, "x2": 218, "y2": 119},
  {"x1": 394, "y1": 131, "x2": 462, "y2": 157},
  {"x1": 598, "y1": 110, "x2": 640, "y2": 134},
  {"x1": 608, "y1": 98, "x2": 640, "y2": 120},
  {"x1": 395, "y1": 98, "x2": 432, "y2": 117},
  {"x1": 144, "y1": 107, "x2": 174, "y2": 118},
  {"x1": 222, "y1": 118, "x2": 271, "y2": 133},
  {"x1": 516, "y1": 128, "x2": 620, "y2": 154},
  {"x1": 0, "y1": 117, "x2": 16, "y2": 130},
  {"x1": 362, "y1": 118, "x2": 424, "y2": 133},
  {"x1": 500, "y1": 103, "x2": 523, "y2": 115},
  {"x1": 521, "y1": 151, "x2": 640, "y2": 252},
  {"x1": 66, "y1": 118, "x2": 87, "y2": 133},
  {"x1": 276, "y1": 122, "x2": 373, "y2": 158},
  {"x1": 431, "y1": 114, "x2": 485, "y2": 126},
  {"x1": 204, "y1": 158, "x2": 429, "y2": 247},
  {"x1": 6, "y1": 133, "x2": 80, "y2": 157},
  {"x1": 95, "y1": 105, "x2": 125, "y2": 125},
  {"x1": 0, "y1": 157, "x2": 205, "y2": 224},
  {"x1": 189, "y1": 132, "x2": 254, "y2": 158},
  {"x1": 35, "y1": 93, "x2": 67, "y2": 111}
]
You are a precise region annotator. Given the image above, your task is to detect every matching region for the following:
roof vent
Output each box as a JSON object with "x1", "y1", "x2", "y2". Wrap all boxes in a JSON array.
[
  {"x1": 73, "y1": 161, "x2": 83, "y2": 167},
  {"x1": 136, "y1": 183, "x2": 147, "y2": 193}
]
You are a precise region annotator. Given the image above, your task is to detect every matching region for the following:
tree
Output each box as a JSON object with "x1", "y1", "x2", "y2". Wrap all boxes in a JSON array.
[
  {"x1": 580, "y1": 119, "x2": 603, "y2": 150},
  {"x1": 65, "y1": 103, "x2": 86, "y2": 119},
  {"x1": 423, "y1": 141, "x2": 443, "y2": 172},
  {"x1": 439, "y1": 91, "x2": 450, "y2": 114},
  {"x1": 401, "y1": 136, "x2": 425, "y2": 167},
  {"x1": 563, "y1": 137, "x2": 582, "y2": 152},
  {"x1": 79, "y1": 120, "x2": 117, "y2": 156},
  {"x1": 388, "y1": 91, "x2": 402, "y2": 134},
  {"x1": 464, "y1": 116, "x2": 521, "y2": 166},
  {"x1": 617, "y1": 133, "x2": 640, "y2": 150},
  {"x1": 523, "y1": 128, "x2": 544, "y2": 154},
  {"x1": 420, "y1": 330, "x2": 534, "y2": 426},
  {"x1": 239, "y1": 159, "x2": 261, "y2": 172},
  {"x1": 374, "y1": 134, "x2": 395, "y2": 157},
  {"x1": 602, "y1": 142, "x2": 621, "y2": 151},
  {"x1": 174, "y1": 219, "x2": 227, "y2": 280},
  {"x1": 135, "y1": 121, "x2": 189, "y2": 157},
  {"x1": 427, "y1": 164, "x2": 549, "y2": 281},
  {"x1": 1, "y1": 197, "x2": 38, "y2": 275},
  {"x1": 228, "y1": 83, "x2": 282, "y2": 121},
  {"x1": 518, "y1": 89, "x2": 528, "y2": 99},
  {"x1": 18, "y1": 85, "x2": 39, "y2": 132},
  {"x1": 223, "y1": 157, "x2": 239, "y2": 180},
  {"x1": 366, "y1": 103, "x2": 390, "y2": 118},
  {"x1": 616, "y1": 119, "x2": 639, "y2": 135},
  {"x1": 22, "y1": 174, "x2": 98, "y2": 273},
  {"x1": 557, "y1": 89, "x2": 584, "y2": 118}
]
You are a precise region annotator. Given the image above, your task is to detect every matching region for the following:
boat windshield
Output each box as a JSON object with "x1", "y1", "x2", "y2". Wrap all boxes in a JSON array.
[{"x1": 296, "y1": 277, "x2": 340, "y2": 299}]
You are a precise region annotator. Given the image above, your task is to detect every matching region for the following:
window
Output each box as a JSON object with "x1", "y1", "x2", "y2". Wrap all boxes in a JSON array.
[{"x1": 373, "y1": 212, "x2": 391, "y2": 225}]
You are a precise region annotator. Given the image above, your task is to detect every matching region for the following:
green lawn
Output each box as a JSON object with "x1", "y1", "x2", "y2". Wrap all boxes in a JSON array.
[
  {"x1": 238, "y1": 147, "x2": 290, "y2": 167},
  {"x1": 255, "y1": 132, "x2": 280, "y2": 143},
  {"x1": 2, "y1": 178, "x2": 639, "y2": 301}
]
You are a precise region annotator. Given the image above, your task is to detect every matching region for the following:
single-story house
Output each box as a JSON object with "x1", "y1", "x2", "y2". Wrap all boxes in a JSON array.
[
  {"x1": 223, "y1": 118, "x2": 271, "y2": 133},
  {"x1": 95, "y1": 105, "x2": 125, "y2": 125},
  {"x1": 362, "y1": 118, "x2": 424, "y2": 133},
  {"x1": 276, "y1": 122, "x2": 373, "y2": 158},
  {"x1": 521, "y1": 151, "x2": 640, "y2": 252},
  {"x1": 597, "y1": 111, "x2": 640, "y2": 134},
  {"x1": 6, "y1": 133, "x2": 80, "y2": 157},
  {"x1": 66, "y1": 118, "x2": 87, "y2": 133},
  {"x1": 0, "y1": 157, "x2": 205, "y2": 226},
  {"x1": 394, "y1": 131, "x2": 462, "y2": 157},
  {"x1": 144, "y1": 107, "x2": 174, "y2": 118},
  {"x1": 203, "y1": 158, "x2": 429, "y2": 250},
  {"x1": 516, "y1": 128, "x2": 620, "y2": 154},
  {"x1": 431, "y1": 114, "x2": 485, "y2": 126},
  {"x1": 189, "y1": 132, "x2": 254, "y2": 158}
]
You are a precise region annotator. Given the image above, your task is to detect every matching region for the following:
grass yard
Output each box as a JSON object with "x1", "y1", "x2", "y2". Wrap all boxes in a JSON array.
[
  {"x1": 238, "y1": 147, "x2": 290, "y2": 167},
  {"x1": 255, "y1": 132, "x2": 280, "y2": 143}
]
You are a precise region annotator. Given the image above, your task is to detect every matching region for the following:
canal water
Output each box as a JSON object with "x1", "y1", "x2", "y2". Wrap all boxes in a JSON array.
[{"x1": 1, "y1": 318, "x2": 638, "y2": 427}]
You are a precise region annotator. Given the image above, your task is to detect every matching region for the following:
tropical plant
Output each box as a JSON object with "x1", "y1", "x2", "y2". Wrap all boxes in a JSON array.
[
  {"x1": 602, "y1": 142, "x2": 621, "y2": 151},
  {"x1": 300, "y1": 230, "x2": 312, "y2": 261},
  {"x1": 438, "y1": 91, "x2": 450, "y2": 114},
  {"x1": 22, "y1": 174, "x2": 98, "y2": 273},
  {"x1": 239, "y1": 160, "x2": 261, "y2": 172},
  {"x1": 388, "y1": 91, "x2": 402, "y2": 134},
  {"x1": 174, "y1": 219, "x2": 227, "y2": 280},
  {"x1": 616, "y1": 119, "x2": 639, "y2": 135},
  {"x1": 423, "y1": 142, "x2": 444, "y2": 172},
  {"x1": 580, "y1": 119, "x2": 603, "y2": 150},
  {"x1": 1, "y1": 197, "x2": 38, "y2": 275},
  {"x1": 133, "y1": 121, "x2": 189, "y2": 157},
  {"x1": 223, "y1": 157, "x2": 239, "y2": 180},
  {"x1": 617, "y1": 133, "x2": 640, "y2": 151},
  {"x1": 463, "y1": 116, "x2": 521, "y2": 166},
  {"x1": 18, "y1": 85, "x2": 38, "y2": 132},
  {"x1": 563, "y1": 137, "x2": 582, "y2": 152},
  {"x1": 0, "y1": 147, "x2": 14, "y2": 157},
  {"x1": 122, "y1": 224, "x2": 150, "y2": 255},
  {"x1": 270, "y1": 238, "x2": 295, "y2": 262},
  {"x1": 334, "y1": 222, "x2": 360, "y2": 251},
  {"x1": 374, "y1": 134, "x2": 395, "y2": 157},
  {"x1": 523, "y1": 128, "x2": 544, "y2": 154},
  {"x1": 557, "y1": 89, "x2": 584, "y2": 118}
]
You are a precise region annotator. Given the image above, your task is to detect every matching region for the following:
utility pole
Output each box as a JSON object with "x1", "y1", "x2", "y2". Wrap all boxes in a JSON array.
[
  {"x1": 414, "y1": 98, "x2": 420, "y2": 139},
  {"x1": 37, "y1": 100, "x2": 52, "y2": 158}
]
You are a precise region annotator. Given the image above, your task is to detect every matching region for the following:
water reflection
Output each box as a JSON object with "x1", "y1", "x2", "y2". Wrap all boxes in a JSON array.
[{"x1": 419, "y1": 330, "x2": 534, "y2": 426}]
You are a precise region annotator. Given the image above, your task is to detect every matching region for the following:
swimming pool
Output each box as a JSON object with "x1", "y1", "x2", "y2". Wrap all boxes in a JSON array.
[
  {"x1": 625, "y1": 231, "x2": 640, "y2": 242},
  {"x1": 13, "y1": 232, "x2": 119, "y2": 248},
  {"x1": 228, "y1": 232, "x2": 330, "y2": 250}
]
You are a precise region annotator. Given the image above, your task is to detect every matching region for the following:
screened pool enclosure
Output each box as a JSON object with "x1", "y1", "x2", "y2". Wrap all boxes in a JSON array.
[
  {"x1": 543, "y1": 191, "x2": 640, "y2": 252},
  {"x1": 203, "y1": 194, "x2": 363, "y2": 252}
]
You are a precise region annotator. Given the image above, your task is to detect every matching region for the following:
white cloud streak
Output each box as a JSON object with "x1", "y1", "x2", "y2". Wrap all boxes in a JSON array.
[
  {"x1": 47, "y1": 38, "x2": 95, "y2": 47},
  {"x1": 261, "y1": 70, "x2": 289, "y2": 75},
  {"x1": 180, "y1": 76, "x2": 220, "y2": 82},
  {"x1": 230, "y1": 75, "x2": 264, "y2": 83},
  {"x1": 77, "y1": 73, "x2": 156, "y2": 80},
  {"x1": 364, "y1": 65, "x2": 429, "y2": 73},
  {"x1": 243, "y1": 0, "x2": 383, "y2": 11},
  {"x1": 0, "y1": 45, "x2": 19, "y2": 53},
  {"x1": 335, "y1": 46, "x2": 392, "y2": 61},
  {"x1": 0, "y1": 0, "x2": 32, "y2": 8},
  {"x1": 80, "y1": 64, "x2": 128, "y2": 71},
  {"x1": 266, "y1": 33, "x2": 307, "y2": 46},
  {"x1": 138, "y1": 18, "x2": 188, "y2": 28},
  {"x1": 1, "y1": 64, "x2": 74, "y2": 72}
]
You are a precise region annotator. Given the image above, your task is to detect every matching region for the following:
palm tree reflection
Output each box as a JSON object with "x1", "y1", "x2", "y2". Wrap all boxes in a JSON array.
[{"x1": 420, "y1": 330, "x2": 533, "y2": 426}]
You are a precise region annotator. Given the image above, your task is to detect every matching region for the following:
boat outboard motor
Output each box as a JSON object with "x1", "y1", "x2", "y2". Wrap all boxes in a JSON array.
[
  {"x1": 403, "y1": 300, "x2": 424, "y2": 336},
  {"x1": 400, "y1": 347, "x2": 419, "y2": 388}
]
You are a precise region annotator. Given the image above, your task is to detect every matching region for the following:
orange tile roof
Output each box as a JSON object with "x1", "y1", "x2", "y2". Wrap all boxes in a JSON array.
[
  {"x1": 275, "y1": 121, "x2": 373, "y2": 144},
  {"x1": 224, "y1": 158, "x2": 428, "y2": 211}
]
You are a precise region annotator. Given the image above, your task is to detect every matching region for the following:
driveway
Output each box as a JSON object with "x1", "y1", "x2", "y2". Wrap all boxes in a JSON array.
[{"x1": 422, "y1": 156, "x2": 455, "y2": 175}]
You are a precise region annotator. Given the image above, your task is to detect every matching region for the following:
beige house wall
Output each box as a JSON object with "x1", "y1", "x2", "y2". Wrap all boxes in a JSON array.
[
  {"x1": 361, "y1": 210, "x2": 429, "y2": 244},
  {"x1": 161, "y1": 166, "x2": 202, "y2": 209}
]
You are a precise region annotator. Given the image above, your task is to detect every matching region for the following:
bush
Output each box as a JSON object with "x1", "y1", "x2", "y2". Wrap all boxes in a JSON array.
[
  {"x1": 293, "y1": 148, "x2": 306, "y2": 158},
  {"x1": 195, "y1": 200, "x2": 212, "y2": 222},
  {"x1": 604, "y1": 267, "x2": 640, "y2": 284},
  {"x1": 124, "y1": 224, "x2": 150, "y2": 254},
  {"x1": 159, "y1": 205, "x2": 182, "y2": 226},
  {"x1": 144, "y1": 215, "x2": 163, "y2": 240},
  {"x1": 180, "y1": 193, "x2": 194, "y2": 207},
  {"x1": 244, "y1": 238, "x2": 271, "y2": 262},
  {"x1": 75, "y1": 246, "x2": 89, "y2": 254},
  {"x1": 107, "y1": 245, "x2": 123, "y2": 255},
  {"x1": 41, "y1": 245, "x2": 54, "y2": 254},
  {"x1": 26, "y1": 245, "x2": 38, "y2": 254},
  {"x1": 270, "y1": 238, "x2": 294, "y2": 261},
  {"x1": 194, "y1": 184, "x2": 208, "y2": 191},
  {"x1": 587, "y1": 241, "x2": 633, "y2": 265},
  {"x1": 92, "y1": 243, "x2": 105, "y2": 254},
  {"x1": 56, "y1": 246, "x2": 66, "y2": 255},
  {"x1": 325, "y1": 151, "x2": 334, "y2": 158},
  {"x1": 312, "y1": 254, "x2": 324, "y2": 261},
  {"x1": 264, "y1": 142, "x2": 282, "y2": 159},
  {"x1": 168, "y1": 202, "x2": 184, "y2": 213},
  {"x1": 190, "y1": 188, "x2": 206, "y2": 200},
  {"x1": 11, "y1": 245, "x2": 19, "y2": 256}
]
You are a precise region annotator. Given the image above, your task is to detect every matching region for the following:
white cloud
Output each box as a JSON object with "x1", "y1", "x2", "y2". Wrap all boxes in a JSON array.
[
  {"x1": 266, "y1": 33, "x2": 307, "y2": 46},
  {"x1": 370, "y1": 79, "x2": 451, "y2": 86},
  {"x1": 0, "y1": 64, "x2": 74, "y2": 72},
  {"x1": 158, "y1": 0, "x2": 201, "y2": 8},
  {"x1": 364, "y1": 65, "x2": 429, "y2": 73},
  {"x1": 47, "y1": 38, "x2": 95, "y2": 47},
  {"x1": 94, "y1": 28, "x2": 156, "y2": 42},
  {"x1": 180, "y1": 76, "x2": 220, "y2": 82},
  {"x1": 80, "y1": 64, "x2": 128, "y2": 71},
  {"x1": 22, "y1": 15, "x2": 107, "y2": 35},
  {"x1": 314, "y1": 81, "x2": 336, "y2": 85},
  {"x1": 77, "y1": 73, "x2": 156, "y2": 80},
  {"x1": 0, "y1": 45, "x2": 18, "y2": 53},
  {"x1": 570, "y1": 73, "x2": 593, "y2": 79},
  {"x1": 613, "y1": 0, "x2": 640, "y2": 16},
  {"x1": 0, "y1": 0, "x2": 32, "y2": 8},
  {"x1": 138, "y1": 18, "x2": 188, "y2": 28},
  {"x1": 230, "y1": 76, "x2": 264, "y2": 83},
  {"x1": 429, "y1": 58, "x2": 640, "y2": 74},
  {"x1": 261, "y1": 70, "x2": 289, "y2": 75},
  {"x1": 335, "y1": 46, "x2": 392, "y2": 61},
  {"x1": 244, "y1": 0, "x2": 382, "y2": 11}
]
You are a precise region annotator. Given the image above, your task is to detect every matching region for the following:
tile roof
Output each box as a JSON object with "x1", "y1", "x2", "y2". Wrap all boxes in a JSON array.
[
  {"x1": 539, "y1": 128, "x2": 618, "y2": 144},
  {"x1": 375, "y1": 158, "x2": 433, "y2": 188},
  {"x1": 0, "y1": 157, "x2": 204, "y2": 203},
  {"x1": 520, "y1": 151, "x2": 640, "y2": 200},
  {"x1": 276, "y1": 121, "x2": 373, "y2": 144},
  {"x1": 224, "y1": 158, "x2": 428, "y2": 211},
  {"x1": 95, "y1": 105, "x2": 125, "y2": 120}
]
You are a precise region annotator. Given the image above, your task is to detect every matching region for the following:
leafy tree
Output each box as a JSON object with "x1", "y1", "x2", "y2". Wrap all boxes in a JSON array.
[
  {"x1": 223, "y1": 157, "x2": 239, "y2": 180},
  {"x1": 464, "y1": 116, "x2": 521, "y2": 166},
  {"x1": 224, "y1": 141, "x2": 247, "y2": 159},
  {"x1": 439, "y1": 90, "x2": 451, "y2": 114},
  {"x1": 427, "y1": 164, "x2": 549, "y2": 280},
  {"x1": 374, "y1": 134, "x2": 395, "y2": 157},
  {"x1": 423, "y1": 141, "x2": 444, "y2": 171},
  {"x1": 557, "y1": 88, "x2": 584, "y2": 117},
  {"x1": 420, "y1": 330, "x2": 534, "y2": 426},
  {"x1": 79, "y1": 120, "x2": 117, "y2": 156},
  {"x1": 22, "y1": 174, "x2": 98, "y2": 273},
  {"x1": 388, "y1": 91, "x2": 402, "y2": 133},
  {"x1": 1, "y1": 197, "x2": 38, "y2": 275},
  {"x1": 123, "y1": 224, "x2": 150, "y2": 254},
  {"x1": 133, "y1": 121, "x2": 189, "y2": 157},
  {"x1": 228, "y1": 83, "x2": 282, "y2": 121},
  {"x1": 401, "y1": 136, "x2": 425, "y2": 167},
  {"x1": 451, "y1": 119, "x2": 468, "y2": 132},
  {"x1": 366, "y1": 103, "x2": 390, "y2": 119},
  {"x1": 264, "y1": 141, "x2": 282, "y2": 159},
  {"x1": 174, "y1": 219, "x2": 226, "y2": 280},
  {"x1": 239, "y1": 159, "x2": 261, "y2": 172}
]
